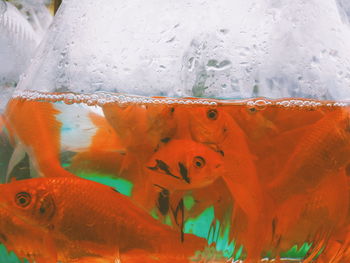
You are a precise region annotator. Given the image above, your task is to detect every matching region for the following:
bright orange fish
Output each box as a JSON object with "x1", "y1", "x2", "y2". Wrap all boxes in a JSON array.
[
  {"x1": 134, "y1": 139, "x2": 225, "y2": 232},
  {"x1": 188, "y1": 106, "x2": 271, "y2": 262},
  {"x1": 271, "y1": 168, "x2": 349, "y2": 258},
  {"x1": 0, "y1": 208, "x2": 57, "y2": 263},
  {"x1": 102, "y1": 103, "x2": 177, "y2": 182},
  {"x1": 146, "y1": 139, "x2": 224, "y2": 191},
  {"x1": 269, "y1": 108, "x2": 350, "y2": 203},
  {"x1": 0, "y1": 177, "x2": 208, "y2": 263},
  {"x1": 70, "y1": 112, "x2": 126, "y2": 176},
  {"x1": 4, "y1": 98, "x2": 74, "y2": 179}
]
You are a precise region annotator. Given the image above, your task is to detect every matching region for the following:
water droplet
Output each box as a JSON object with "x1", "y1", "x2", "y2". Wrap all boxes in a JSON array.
[
  {"x1": 0, "y1": 0, "x2": 7, "y2": 18},
  {"x1": 166, "y1": 36, "x2": 176, "y2": 43},
  {"x1": 219, "y1": 28, "x2": 229, "y2": 34},
  {"x1": 206, "y1": 59, "x2": 232, "y2": 71}
]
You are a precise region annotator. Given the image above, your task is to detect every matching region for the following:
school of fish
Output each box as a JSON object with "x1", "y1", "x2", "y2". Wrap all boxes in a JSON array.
[{"x1": 0, "y1": 94, "x2": 350, "y2": 262}]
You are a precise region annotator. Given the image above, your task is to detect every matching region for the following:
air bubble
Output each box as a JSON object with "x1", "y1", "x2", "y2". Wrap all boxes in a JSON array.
[
  {"x1": 254, "y1": 99, "x2": 268, "y2": 110},
  {"x1": 10, "y1": 90, "x2": 349, "y2": 109}
]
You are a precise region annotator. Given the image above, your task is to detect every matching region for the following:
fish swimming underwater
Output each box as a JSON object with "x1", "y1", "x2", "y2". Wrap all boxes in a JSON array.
[
  {"x1": 188, "y1": 106, "x2": 272, "y2": 262},
  {"x1": 0, "y1": 207, "x2": 56, "y2": 263},
  {"x1": 4, "y1": 99, "x2": 74, "y2": 180},
  {"x1": 146, "y1": 139, "x2": 224, "y2": 191},
  {"x1": 0, "y1": 176, "x2": 208, "y2": 263},
  {"x1": 133, "y1": 139, "x2": 225, "y2": 235},
  {"x1": 270, "y1": 167, "x2": 349, "y2": 260},
  {"x1": 268, "y1": 108, "x2": 350, "y2": 203},
  {"x1": 102, "y1": 102, "x2": 177, "y2": 182},
  {"x1": 70, "y1": 112, "x2": 126, "y2": 176}
]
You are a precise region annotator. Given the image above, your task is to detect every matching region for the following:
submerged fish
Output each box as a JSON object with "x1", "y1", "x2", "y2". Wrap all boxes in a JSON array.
[
  {"x1": 102, "y1": 103, "x2": 177, "y2": 182},
  {"x1": 269, "y1": 108, "x2": 350, "y2": 202},
  {"x1": 0, "y1": 177, "x2": 208, "y2": 263},
  {"x1": 133, "y1": 139, "x2": 224, "y2": 234},
  {"x1": 270, "y1": 168, "x2": 349, "y2": 260},
  {"x1": 70, "y1": 112, "x2": 126, "y2": 176},
  {"x1": 4, "y1": 99, "x2": 74, "y2": 180},
  {"x1": 188, "y1": 106, "x2": 271, "y2": 262},
  {"x1": 146, "y1": 139, "x2": 224, "y2": 191}
]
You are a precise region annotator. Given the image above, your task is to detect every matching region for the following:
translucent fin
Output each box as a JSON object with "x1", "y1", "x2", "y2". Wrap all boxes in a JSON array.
[{"x1": 6, "y1": 142, "x2": 26, "y2": 182}]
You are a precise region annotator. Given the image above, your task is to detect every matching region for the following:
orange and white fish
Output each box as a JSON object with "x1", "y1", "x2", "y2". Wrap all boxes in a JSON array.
[
  {"x1": 188, "y1": 106, "x2": 271, "y2": 262},
  {"x1": 0, "y1": 176, "x2": 208, "y2": 263},
  {"x1": 70, "y1": 112, "x2": 126, "y2": 176},
  {"x1": 4, "y1": 98, "x2": 74, "y2": 180}
]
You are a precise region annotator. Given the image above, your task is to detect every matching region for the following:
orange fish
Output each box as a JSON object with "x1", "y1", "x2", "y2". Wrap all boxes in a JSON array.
[
  {"x1": 146, "y1": 139, "x2": 224, "y2": 191},
  {"x1": 269, "y1": 108, "x2": 350, "y2": 203},
  {"x1": 0, "y1": 208, "x2": 57, "y2": 263},
  {"x1": 188, "y1": 106, "x2": 271, "y2": 262},
  {"x1": 4, "y1": 98, "x2": 74, "y2": 179},
  {"x1": 70, "y1": 112, "x2": 126, "y2": 176},
  {"x1": 134, "y1": 139, "x2": 225, "y2": 234},
  {"x1": 271, "y1": 168, "x2": 349, "y2": 258},
  {"x1": 0, "y1": 176, "x2": 208, "y2": 263},
  {"x1": 102, "y1": 103, "x2": 177, "y2": 182}
]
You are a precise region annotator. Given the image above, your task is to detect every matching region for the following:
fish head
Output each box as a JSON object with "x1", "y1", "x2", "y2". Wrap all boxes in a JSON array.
[
  {"x1": 0, "y1": 207, "x2": 53, "y2": 261},
  {"x1": 146, "y1": 139, "x2": 225, "y2": 190},
  {"x1": 145, "y1": 104, "x2": 177, "y2": 146},
  {"x1": 188, "y1": 106, "x2": 230, "y2": 145},
  {"x1": 0, "y1": 179, "x2": 56, "y2": 228},
  {"x1": 0, "y1": 180, "x2": 58, "y2": 261}
]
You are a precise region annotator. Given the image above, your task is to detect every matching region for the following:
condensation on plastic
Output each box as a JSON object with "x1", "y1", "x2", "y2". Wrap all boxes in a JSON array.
[
  {"x1": 9, "y1": 0, "x2": 53, "y2": 37},
  {"x1": 0, "y1": 0, "x2": 40, "y2": 110},
  {"x1": 15, "y1": 0, "x2": 350, "y2": 100}
]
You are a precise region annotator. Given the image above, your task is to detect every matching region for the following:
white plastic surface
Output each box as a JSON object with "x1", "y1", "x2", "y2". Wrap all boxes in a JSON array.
[{"x1": 15, "y1": 0, "x2": 350, "y2": 100}]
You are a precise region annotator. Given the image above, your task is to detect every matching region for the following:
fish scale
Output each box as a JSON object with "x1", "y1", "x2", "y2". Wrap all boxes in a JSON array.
[{"x1": 0, "y1": 177, "x2": 208, "y2": 263}]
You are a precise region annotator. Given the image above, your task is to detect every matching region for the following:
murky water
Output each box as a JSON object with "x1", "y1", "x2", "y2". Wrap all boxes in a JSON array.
[{"x1": 0, "y1": 90, "x2": 349, "y2": 262}]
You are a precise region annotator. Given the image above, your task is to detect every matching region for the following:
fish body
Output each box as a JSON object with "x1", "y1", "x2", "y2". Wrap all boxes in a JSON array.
[
  {"x1": 147, "y1": 139, "x2": 224, "y2": 191},
  {"x1": 4, "y1": 99, "x2": 74, "y2": 179},
  {"x1": 134, "y1": 138, "x2": 224, "y2": 225},
  {"x1": 70, "y1": 112, "x2": 125, "y2": 176},
  {"x1": 0, "y1": 177, "x2": 207, "y2": 263},
  {"x1": 102, "y1": 103, "x2": 177, "y2": 184},
  {"x1": 271, "y1": 168, "x2": 349, "y2": 258},
  {"x1": 269, "y1": 108, "x2": 350, "y2": 202},
  {"x1": 188, "y1": 106, "x2": 271, "y2": 261},
  {"x1": 0, "y1": 207, "x2": 57, "y2": 263}
]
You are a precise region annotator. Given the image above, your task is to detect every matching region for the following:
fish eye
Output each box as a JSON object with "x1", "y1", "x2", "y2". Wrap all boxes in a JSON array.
[
  {"x1": 207, "y1": 109, "x2": 218, "y2": 120},
  {"x1": 193, "y1": 156, "x2": 206, "y2": 168},
  {"x1": 15, "y1": 192, "x2": 31, "y2": 208}
]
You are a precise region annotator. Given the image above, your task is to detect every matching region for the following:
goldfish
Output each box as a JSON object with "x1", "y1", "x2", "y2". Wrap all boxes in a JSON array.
[
  {"x1": 146, "y1": 139, "x2": 224, "y2": 191},
  {"x1": 134, "y1": 139, "x2": 225, "y2": 235},
  {"x1": 4, "y1": 98, "x2": 74, "y2": 180},
  {"x1": 0, "y1": 207, "x2": 57, "y2": 263},
  {"x1": 70, "y1": 111, "x2": 126, "y2": 176},
  {"x1": 188, "y1": 106, "x2": 271, "y2": 262},
  {"x1": 102, "y1": 102, "x2": 177, "y2": 182},
  {"x1": 270, "y1": 168, "x2": 349, "y2": 259},
  {"x1": 0, "y1": 176, "x2": 208, "y2": 263},
  {"x1": 269, "y1": 108, "x2": 350, "y2": 202}
]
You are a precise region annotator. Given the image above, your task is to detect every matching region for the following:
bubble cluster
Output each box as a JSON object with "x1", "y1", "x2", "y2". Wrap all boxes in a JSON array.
[
  {"x1": 12, "y1": 90, "x2": 219, "y2": 107},
  {"x1": 11, "y1": 90, "x2": 350, "y2": 109}
]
